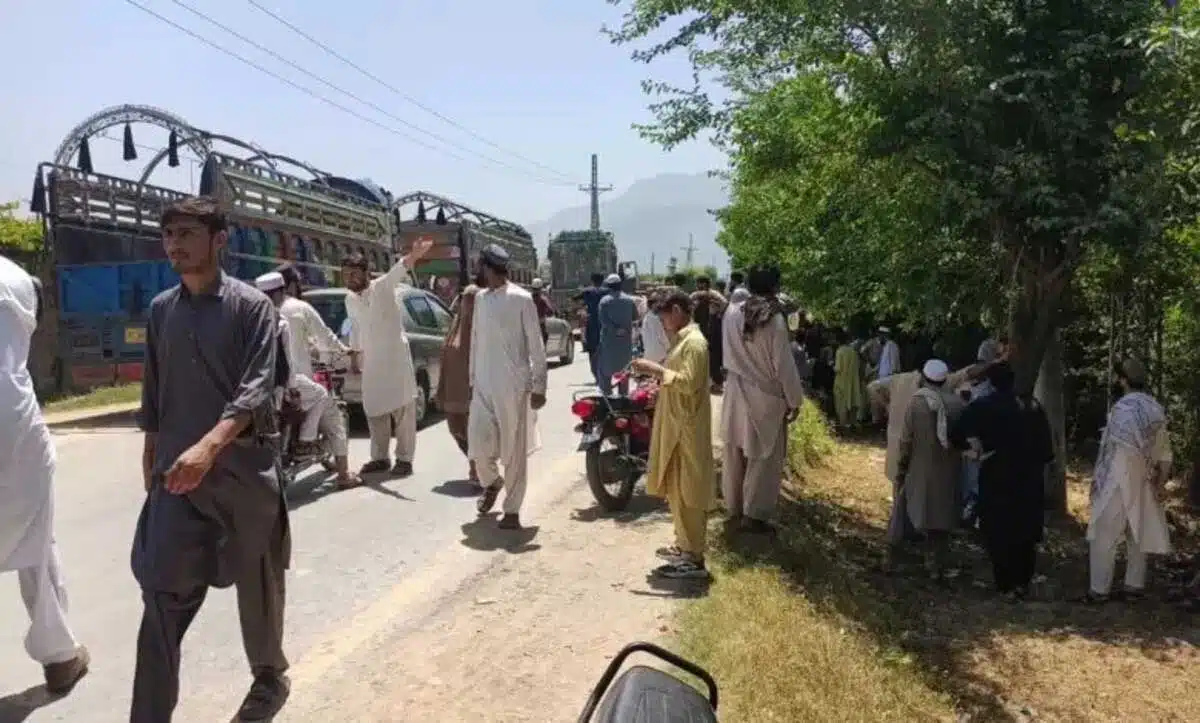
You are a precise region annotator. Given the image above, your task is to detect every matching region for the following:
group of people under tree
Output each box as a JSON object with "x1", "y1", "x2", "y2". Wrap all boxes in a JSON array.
[{"x1": 2, "y1": 192, "x2": 1182, "y2": 719}]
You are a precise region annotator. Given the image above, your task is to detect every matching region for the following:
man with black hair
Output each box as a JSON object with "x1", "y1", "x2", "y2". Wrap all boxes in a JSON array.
[
  {"x1": 341, "y1": 239, "x2": 434, "y2": 478},
  {"x1": 951, "y1": 362, "x2": 1054, "y2": 599},
  {"x1": 1, "y1": 255, "x2": 90, "y2": 696},
  {"x1": 632, "y1": 289, "x2": 713, "y2": 579},
  {"x1": 691, "y1": 275, "x2": 728, "y2": 392},
  {"x1": 728, "y1": 270, "x2": 745, "y2": 293},
  {"x1": 132, "y1": 195, "x2": 290, "y2": 721},
  {"x1": 720, "y1": 265, "x2": 805, "y2": 532},
  {"x1": 470, "y1": 244, "x2": 548, "y2": 529},
  {"x1": 575, "y1": 272, "x2": 607, "y2": 385}
]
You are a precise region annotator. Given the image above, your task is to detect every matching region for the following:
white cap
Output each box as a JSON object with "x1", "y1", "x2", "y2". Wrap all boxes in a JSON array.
[
  {"x1": 921, "y1": 359, "x2": 949, "y2": 383},
  {"x1": 531, "y1": 278, "x2": 545, "y2": 290},
  {"x1": 255, "y1": 272, "x2": 284, "y2": 293},
  {"x1": 604, "y1": 273, "x2": 621, "y2": 285}
]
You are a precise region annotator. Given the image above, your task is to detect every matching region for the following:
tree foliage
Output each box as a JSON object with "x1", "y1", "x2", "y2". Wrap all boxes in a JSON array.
[
  {"x1": 0, "y1": 201, "x2": 42, "y2": 252},
  {"x1": 609, "y1": 0, "x2": 1200, "y2": 393}
]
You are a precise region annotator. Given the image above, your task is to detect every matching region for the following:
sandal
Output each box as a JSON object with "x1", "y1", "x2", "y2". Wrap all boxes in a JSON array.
[{"x1": 335, "y1": 474, "x2": 364, "y2": 490}]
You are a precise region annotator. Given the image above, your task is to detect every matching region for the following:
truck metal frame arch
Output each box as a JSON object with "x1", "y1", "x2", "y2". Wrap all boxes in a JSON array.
[{"x1": 392, "y1": 191, "x2": 532, "y2": 240}]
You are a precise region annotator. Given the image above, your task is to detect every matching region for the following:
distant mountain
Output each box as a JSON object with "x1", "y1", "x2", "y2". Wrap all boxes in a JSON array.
[{"x1": 525, "y1": 172, "x2": 730, "y2": 277}]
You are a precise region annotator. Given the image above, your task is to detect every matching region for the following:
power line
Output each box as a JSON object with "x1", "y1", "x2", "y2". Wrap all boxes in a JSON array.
[
  {"x1": 160, "y1": 0, "x2": 575, "y2": 186},
  {"x1": 120, "y1": 0, "x2": 577, "y2": 187},
  {"x1": 243, "y1": 0, "x2": 578, "y2": 183}
]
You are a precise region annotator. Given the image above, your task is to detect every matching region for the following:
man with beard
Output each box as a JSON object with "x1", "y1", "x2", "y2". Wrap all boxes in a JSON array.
[
  {"x1": 342, "y1": 238, "x2": 434, "y2": 477},
  {"x1": 1, "y1": 258, "x2": 90, "y2": 696},
  {"x1": 131, "y1": 196, "x2": 290, "y2": 721},
  {"x1": 471, "y1": 245, "x2": 548, "y2": 529},
  {"x1": 1085, "y1": 359, "x2": 1173, "y2": 602}
]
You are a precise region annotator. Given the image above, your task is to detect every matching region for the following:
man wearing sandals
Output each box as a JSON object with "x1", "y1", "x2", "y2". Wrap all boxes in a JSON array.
[
  {"x1": 632, "y1": 289, "x2": 714, "y2": 580},
  {"x1": 275, "y1": 265, "x2": 361, "y2": 490},
  {"x1": 1085, "y1": 359, "x2": 1173, "y2": 603}
]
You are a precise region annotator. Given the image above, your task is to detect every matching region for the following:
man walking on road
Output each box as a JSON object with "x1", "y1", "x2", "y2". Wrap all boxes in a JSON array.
[
  {"x1": 1, "y1": 256, "x2": 90, "y2": 696},
  {"x1": 720, "y1": 266, "x2": 805, "y2": 534},
  {"x1": 470, "y1": 244, "x2": 548, "y2": 530},
  {"x1": 342, "y1": 238, "x2": 434, "y2": 478},
  {"x1": 131, "y1": 196, "x2": 291, "y2": 721},
  {"x1": 275, "y1": 265, "x2": 361, "y2": 489}
]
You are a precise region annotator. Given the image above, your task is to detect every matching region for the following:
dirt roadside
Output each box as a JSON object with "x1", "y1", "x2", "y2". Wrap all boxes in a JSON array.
[{"x1": 277, "y1": 403, "x2": 724, "y2": 722}]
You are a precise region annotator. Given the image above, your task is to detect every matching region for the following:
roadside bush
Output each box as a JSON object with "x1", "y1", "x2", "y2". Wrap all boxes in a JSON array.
[{"x1": 788, "y1": 397, "x2": 836, "y2": 477}]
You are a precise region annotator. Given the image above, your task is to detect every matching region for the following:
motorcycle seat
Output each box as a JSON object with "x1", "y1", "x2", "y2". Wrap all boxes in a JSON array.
[{"x1": 591, "y1": 665, "x2": 717, "y2": 723}]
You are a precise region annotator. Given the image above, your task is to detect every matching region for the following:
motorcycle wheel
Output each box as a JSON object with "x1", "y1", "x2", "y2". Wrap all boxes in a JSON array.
[{"x1": 584, "y1": 438, "x2": 637, "y2": 512}]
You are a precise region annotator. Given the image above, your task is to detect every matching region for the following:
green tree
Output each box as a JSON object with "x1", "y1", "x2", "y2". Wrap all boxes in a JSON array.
[
  {"x1": 0, "y1": 201, "x2": 42, "y2": 252},
  {"x1": 607, "y1": 0, "x2": 1200, "y2": 393}
]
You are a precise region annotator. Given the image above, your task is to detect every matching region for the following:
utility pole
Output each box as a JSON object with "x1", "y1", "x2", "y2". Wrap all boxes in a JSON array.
[
  {"x1": 578, "y1": 153, "x2": 613, "y2": 232},
  {"x1": 681, "y1": 233, "x2": 697, "y2": 271},
  {"x1": 650, "y1": 252, "x2": 656, "y2": 278}
]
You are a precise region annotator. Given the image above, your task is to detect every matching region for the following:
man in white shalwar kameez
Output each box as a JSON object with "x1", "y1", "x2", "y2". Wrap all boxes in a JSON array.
[
  {"x1": 470, "y1": 244, "x2": 548, "y2": 530},
  {"x1": 720, "y1": 269, "x2": 805, "y2": 533},
  {"x1": 1, "y1": 255, "x2": 90, "y2": 693},
  {"x1": 875, "y1": 327, "x2": 901, "y2": 380},
  {"x1": 1086, "y1": 359, "x2": 1172, "y2": 602},
  {"x1": 342, "y1": 239, "x2": 433, "y2": 477},
  {"x1": 256, "y1": 272, "x2": 331, "y2": 452}
]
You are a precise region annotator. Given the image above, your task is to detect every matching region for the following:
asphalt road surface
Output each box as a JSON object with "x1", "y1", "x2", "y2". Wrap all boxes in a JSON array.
[{"x1": 1, "y1": 349, "x2": 596, "y2": 722}]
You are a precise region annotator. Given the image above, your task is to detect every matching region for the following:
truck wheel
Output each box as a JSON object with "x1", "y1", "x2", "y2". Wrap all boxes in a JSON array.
[{"x1": 415, "y1": 372, "x2": 431, "y2": 426}]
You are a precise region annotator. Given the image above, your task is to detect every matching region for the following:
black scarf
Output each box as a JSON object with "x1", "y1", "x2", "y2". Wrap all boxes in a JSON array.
[{"x1": 742, "y1": 294, "x2": 785, "y2": 338}]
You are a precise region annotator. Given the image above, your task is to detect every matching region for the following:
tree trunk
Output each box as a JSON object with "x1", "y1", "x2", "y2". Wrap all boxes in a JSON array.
[
  {"x1": 1035, "y1": 331, "x2": 1068, "y2": 515},
  {"x1": 1006, "y1": 264, "x2": 1065, "y2": 396}
]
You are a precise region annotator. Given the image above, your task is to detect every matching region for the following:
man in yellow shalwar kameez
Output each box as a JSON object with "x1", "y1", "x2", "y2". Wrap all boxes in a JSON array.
[
  {"x1": 833, "y1": 330, "x2": 867, "y2": 427},
  {"x1": 632, "y1": 289, "x2": 714, "y2": 580}
]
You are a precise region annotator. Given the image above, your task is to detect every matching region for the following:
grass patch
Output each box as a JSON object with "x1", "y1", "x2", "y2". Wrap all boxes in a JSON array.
[
  {"x1": 680, "y1": 403, "x2": 1200, "y2": 721},
  {"x1": 42, "y1": 383, "x2": 141, "y2": 415}
]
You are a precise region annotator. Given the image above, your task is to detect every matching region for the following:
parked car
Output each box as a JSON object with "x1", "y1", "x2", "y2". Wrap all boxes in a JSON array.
[
  {"x1": 303, "y1": 285, "x2": 451, "y2": 425},
  {"x1": 303, "y1": 286, "x2": 575, "y2": 423}
]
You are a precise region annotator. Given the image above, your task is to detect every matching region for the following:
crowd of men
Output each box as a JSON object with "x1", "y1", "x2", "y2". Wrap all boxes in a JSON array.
[{"x1": 0, "y1": 193, "x2": 1180, "y2": 718}]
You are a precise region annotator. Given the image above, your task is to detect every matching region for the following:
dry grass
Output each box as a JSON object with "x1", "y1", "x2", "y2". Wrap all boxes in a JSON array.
[{"x1": 679, "y1": 431, "x2": 1200, "y2": 722}]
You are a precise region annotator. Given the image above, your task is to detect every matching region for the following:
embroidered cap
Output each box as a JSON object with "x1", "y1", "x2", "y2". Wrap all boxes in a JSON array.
[
  {"x1": 254, "y1": 271, "x2": 285, "y2": 293},
  {"x1": 921, "y1": 359, "x2": 949, "y2": 383}
]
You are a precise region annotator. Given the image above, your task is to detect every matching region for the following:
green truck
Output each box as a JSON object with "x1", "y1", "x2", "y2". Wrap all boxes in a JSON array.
[{"x1": 546, "y1": 229, "x2": 619, "y2": 327}]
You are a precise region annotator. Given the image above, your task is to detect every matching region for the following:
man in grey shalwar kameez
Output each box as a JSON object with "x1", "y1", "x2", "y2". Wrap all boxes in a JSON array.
[
  {"x1": 895, "y1": 359, "x2": 966, "y2": 577},
  {"x1": 131, "y1": 196, "x2": 291, "y2": 722},
  {"x1": 596, "y1": 273, "x2": 636, "y2": 396},
  {"x1": 720, "y1": 267, "x2": 805, "y2": 533}
]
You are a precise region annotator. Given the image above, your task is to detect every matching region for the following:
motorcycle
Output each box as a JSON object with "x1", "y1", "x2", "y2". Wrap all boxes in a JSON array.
[
  {"x1": 571, "y1": 370, "x2": 657, "y2": 511},
  {"x1": 277, "y1": 362, "x2": 349, "y2": 488},
  {"x1": 577, "y1": 641, "x2": 718, "y2": 722}
]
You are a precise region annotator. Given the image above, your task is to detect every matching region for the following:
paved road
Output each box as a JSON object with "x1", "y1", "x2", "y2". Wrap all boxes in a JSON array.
[{"x1": 1, "y1": 351, "x2": 596, "y2": 722}]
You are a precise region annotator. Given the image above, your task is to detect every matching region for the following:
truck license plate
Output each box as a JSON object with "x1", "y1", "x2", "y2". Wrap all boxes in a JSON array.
[{"x1": 124, "y1": 327, "x2": 146, "y2": 344}]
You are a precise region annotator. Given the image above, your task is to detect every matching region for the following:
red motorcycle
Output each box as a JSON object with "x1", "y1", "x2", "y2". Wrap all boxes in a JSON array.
[
  {"x1": 570, "y1": 371, "x2": 657, "y2": 511},
  {"x1": 278, "y1": 362, "x2": 348, "y2": 488}
]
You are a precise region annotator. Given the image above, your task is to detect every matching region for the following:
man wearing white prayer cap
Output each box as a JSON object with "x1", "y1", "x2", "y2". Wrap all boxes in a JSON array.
[
  {"x1": 255, "y1": 271, "x2": 332, "y2": 458},
  {"x1": 894, "y1": 357, "x2": 966, "y2": 578}
]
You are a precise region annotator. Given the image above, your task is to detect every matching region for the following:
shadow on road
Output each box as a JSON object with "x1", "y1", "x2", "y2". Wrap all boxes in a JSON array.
[
  {"x1": 630, "y1": 574, "x2": 712, "y2": 600},
  {"x1": 0, "y1": 684, "x2": 64, "y2": 722},
  {"x1": 285, "y1": 469, "x2": 413, "y2": 511},
  {"x1": 571, "y1": 493, "x2": 667, "y2": 525},
  {"x1": 432, "y1": 479, "x2": 483, "y2": 498},
  {"x1": 459, "y1": 514, "x2": 540, "y2": 554}
]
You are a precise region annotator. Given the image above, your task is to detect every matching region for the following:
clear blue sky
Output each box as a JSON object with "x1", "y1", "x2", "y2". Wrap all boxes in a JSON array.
[{"x1": 0, "y1": 0, "x2": 723, "y2": 227}]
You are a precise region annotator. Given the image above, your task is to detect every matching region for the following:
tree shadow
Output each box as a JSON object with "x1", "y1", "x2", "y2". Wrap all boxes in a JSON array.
[
  {"x1": 571, "y1": 492, "x2": 667, "y2": 525},
  {"x1": 712, "y1": 471, "x2": 1200, "y2": 720},
  {"x1": 459, "y1": 514, "x2": 541, "y2": 553},
  {"x1": 432, "y1": 479, "x2": 483, "y2": 498},
  {"x1": 0, "y1": 685, "x2": 64, "y2": 722}
]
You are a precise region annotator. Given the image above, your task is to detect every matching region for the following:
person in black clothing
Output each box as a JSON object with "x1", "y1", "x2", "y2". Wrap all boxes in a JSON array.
[{"x1": 950, "y1": 362, "x2": 1054, "y2": 600}]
